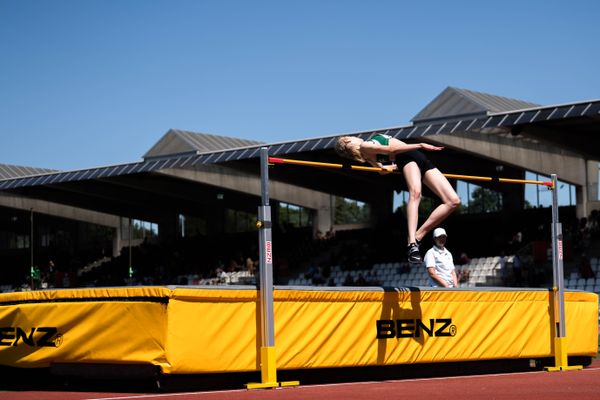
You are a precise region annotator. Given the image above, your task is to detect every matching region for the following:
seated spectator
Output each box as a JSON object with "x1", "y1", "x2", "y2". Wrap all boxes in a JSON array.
[
  {"x1": 365, "y1": 270, "x2": 378, "y2": 285},
  {"x1": 312, "y1": 266, "x2": 325, "y2": 285},
  {"x1": 588, "y1": 210, "x2": 599, "y2": 236},
  {"x1": 499, "y1": 252, "x2": 509, "y2": 286},
  {"x1": 579, "y1": 218, "x2": 591, "y2": 250},
  {"x1": 325, "y1": 226, "x2": 336, "y2": 240},
  {"x1": 508, "y1": 231, "x2": 523, "y2": 252},
  {"x1": 459, "y1": 252, "x2": 471, "y2": 265},
  {"x1": 245, "y1": 256, "x2": 257, "y2": 275},
  {"x1": 355, "y1": 273, "x2": 367, "y2": 286},
  {"x1": 322, "y1": 263, "x2": 331, "y2": 280},
  {"x1": 399, "y1": 263, "x2": 411, "y2": 274},
  {"x1": 510, "y1": 254, "x2": 522, "y2": 286},
  {"x1": 579, "y1": 254, "x2": 596, "y2": 279},
  {"x1": 227, "y1": 258, "x2": 241, "y2": 272},
  {"x1": 305, "y1": 264, "x2": 317, "y2": 279},
  {"x1": 343, "y1": 273, "x2": 355, "y2": 286},
  {"x1": 457, "y1": 267, "x2": 470, "y2": 283}
]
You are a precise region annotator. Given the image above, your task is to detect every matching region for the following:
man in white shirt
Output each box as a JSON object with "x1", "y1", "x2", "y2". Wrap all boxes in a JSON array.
[{"x1": 424, "y1": 228, "x2": 458, "y2": 288}]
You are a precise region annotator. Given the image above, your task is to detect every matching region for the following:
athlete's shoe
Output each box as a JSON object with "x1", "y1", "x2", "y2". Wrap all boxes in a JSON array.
[{"x1": 407, "y1": 242, "x2": 422, "y2": 264}]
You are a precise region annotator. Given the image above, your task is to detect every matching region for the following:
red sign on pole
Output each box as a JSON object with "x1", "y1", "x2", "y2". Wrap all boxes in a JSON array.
[
  {"x1": 558, "y1": 240, "x2": 563, "y2": 261},
  {"x1": 266, "y1": 240, "x2": 272, "y2": 265}
]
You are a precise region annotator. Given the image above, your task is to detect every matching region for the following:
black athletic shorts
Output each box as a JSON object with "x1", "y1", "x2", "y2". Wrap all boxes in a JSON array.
[{"x1": 394, "y1": 150, "x2": 436, "y2": 174}]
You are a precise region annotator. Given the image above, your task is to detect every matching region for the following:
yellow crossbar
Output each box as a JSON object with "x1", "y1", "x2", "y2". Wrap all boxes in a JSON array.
[{"x1": 268, "y1": 157, "x2": 554, "y2": 188}]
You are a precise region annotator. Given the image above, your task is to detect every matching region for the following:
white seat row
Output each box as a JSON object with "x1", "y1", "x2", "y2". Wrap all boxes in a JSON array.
[
  {"x1": 569, "y1": 267, "x2": 600, "y2": 280},
  {"x1": 290, "y1": 254, "x2": 523, "y2": 288},
  {"x1": 566, "y1": 277, "x2": 600, "y2": 288},
  {"x1": 0, "y1": 284, "x2": 13, "y2": 293}
]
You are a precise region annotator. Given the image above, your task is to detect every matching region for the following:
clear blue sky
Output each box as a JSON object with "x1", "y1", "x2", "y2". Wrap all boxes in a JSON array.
[{"x1": 1, "y1": 0, "x2": 599, "y2": 171}]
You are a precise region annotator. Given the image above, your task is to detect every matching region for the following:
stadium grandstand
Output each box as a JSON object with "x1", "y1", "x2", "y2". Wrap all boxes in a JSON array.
[{"x1": 0, "y1": 86, "x2": 599, "y2": 296}]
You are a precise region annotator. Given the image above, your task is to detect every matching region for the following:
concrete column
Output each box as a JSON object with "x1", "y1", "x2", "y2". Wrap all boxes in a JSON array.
[
  {"x1": 585, "y1": 160, "x2": 599, "y2": 215},
  {"x1": 371, "y1": 189, "x2": 394, "y2": 229},
  {"x1": 158, "y1": 214, "x2": 178, "y2": 242},
  {"x1": 315, "y1": 195, "x2": 333, "y2": 236},
  {"x1": 112, "y1": 226, "x2": 121, "y2": 258},
  {"x1": 502, "y1": 186, "x2": 524, "y2": 213},
  {"x1": 576, "y1": 185, "x2": 587, "y2": 219}
]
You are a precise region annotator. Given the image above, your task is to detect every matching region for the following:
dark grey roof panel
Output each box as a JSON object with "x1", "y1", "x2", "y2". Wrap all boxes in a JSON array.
[
  {"x1": 512, "y1": 110, "x2": 538, "y2": 125},
  {"x1": 3, "y1": 102, "x2": 595, "y2": 190},
  {"x1": 0, "y1": 161, "x2": 148, "y2": 190},
  {"x1": 492, "y1": 101, "x2": 600, "y2": 125},
  {"x1": 497, "y1": 113, "x2": 521, "y2": 127}
]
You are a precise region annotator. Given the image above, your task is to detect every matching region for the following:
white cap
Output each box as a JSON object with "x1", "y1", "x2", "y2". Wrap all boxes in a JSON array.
[{"x1": 433, "y1": 228, "x2": 447, "y2": 238}]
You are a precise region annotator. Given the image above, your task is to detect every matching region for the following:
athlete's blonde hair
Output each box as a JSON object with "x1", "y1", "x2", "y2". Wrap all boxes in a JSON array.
[{"x1": 334, "y1": 136, "x2": 365, "y2": 162}]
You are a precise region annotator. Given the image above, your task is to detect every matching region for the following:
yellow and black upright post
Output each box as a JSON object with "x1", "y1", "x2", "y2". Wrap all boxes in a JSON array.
[
  {"x1": 546, "y1": 174, "x2": 582, "y2": 372},
  {"x1": 246, "y1": 148, "x2": 299, "y2": 389}
]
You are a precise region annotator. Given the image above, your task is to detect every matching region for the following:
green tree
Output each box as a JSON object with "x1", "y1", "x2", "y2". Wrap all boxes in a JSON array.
[
  {"x1": 394, "y1": 195, "x2": 443, "y2": 217},
  {"x1": 470, "y1": 187, "x2": 502, "y2": 213},
  {"x1": 334, "y1": 197, "x2": 370, "y2": 224}
]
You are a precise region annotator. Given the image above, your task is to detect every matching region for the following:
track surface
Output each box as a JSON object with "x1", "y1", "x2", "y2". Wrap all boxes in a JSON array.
[{"x1": 2, "y1": 360, "x2": 599, "y2": 400}]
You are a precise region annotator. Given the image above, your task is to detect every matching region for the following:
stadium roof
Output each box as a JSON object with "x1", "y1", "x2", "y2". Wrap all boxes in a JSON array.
[
  {"x1": 0, "y1": 87, "x2": 599, "y2": 219},
  {"x1": 0, "y1": 163, "x2": 57, "y2": 180},
  {"x1": 1, "y1": 92, "x2": 598, "y2": 190},
  {"x1": 143, "y1": 129, "x2": 265, "y2": 159},
  {"x1": 411, "y1": 86, "x2": 541, "y2": 122}
]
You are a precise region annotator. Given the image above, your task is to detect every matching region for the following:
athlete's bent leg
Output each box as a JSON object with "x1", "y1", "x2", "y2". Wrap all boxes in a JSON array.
[{"x1": 415, "y1": 168, "x2": 460, "y2": 240}]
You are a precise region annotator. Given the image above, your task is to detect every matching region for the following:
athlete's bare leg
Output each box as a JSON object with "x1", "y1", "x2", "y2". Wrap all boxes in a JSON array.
[
  {"x1": 402, "y1": 162, "x2": 422, "y2": 244},
  {"x1": 415, "y1": 168, "x2": 460, "y2": 241}
]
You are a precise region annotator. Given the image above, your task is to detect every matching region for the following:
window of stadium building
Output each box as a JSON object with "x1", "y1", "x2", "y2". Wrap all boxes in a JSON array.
[
  {"x1": 524, "y1": 172, "x2": 576, "y2": 208},
  {"x1": 334, "y1": 196, "x2": 370, "y2": 225},
  {"x1": 7, "y1": 234, "x2": 29, "y2": 249},
  {"x1": 395, "y1": 185, "x2": 501, "y2": 215},
  {"x1": 393, "y1": 191, "x2": 439, "y2": 217},
  {"x1": 455, "y1": 181, "x2": 502, "y2": 214},
  {"x1": 178, "y1": 214, "x2": 208, "y2": 238},
  {"x1": 121, "y1": 219, "x2": 158, "y2": 241},
  {"x1": 278, "y1": 202, "x2": 313, "y2": 228},
  {"x1": 225, "y1": 209, "x2": 258, "y2": 233}
]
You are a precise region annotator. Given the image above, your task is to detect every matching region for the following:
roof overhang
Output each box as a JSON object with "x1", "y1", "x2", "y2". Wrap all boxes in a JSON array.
[{"x1": 0, "y1": 99, "x2": 598, "y2": 218}]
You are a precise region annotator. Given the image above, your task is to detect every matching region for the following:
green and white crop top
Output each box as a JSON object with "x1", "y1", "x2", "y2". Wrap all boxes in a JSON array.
[{"x1": 366, "y1": 134, "x2": 392, "y2": 164}]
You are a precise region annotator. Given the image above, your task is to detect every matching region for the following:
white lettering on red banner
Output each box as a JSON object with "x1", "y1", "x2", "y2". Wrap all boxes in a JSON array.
[{"x1": 266, "y1": 241, "x2": 272, "y2": 264}]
